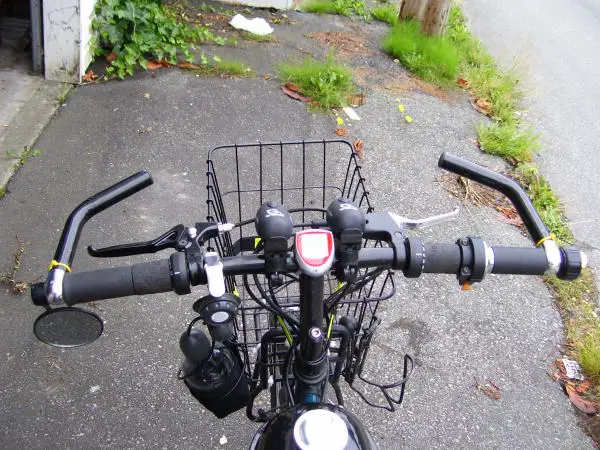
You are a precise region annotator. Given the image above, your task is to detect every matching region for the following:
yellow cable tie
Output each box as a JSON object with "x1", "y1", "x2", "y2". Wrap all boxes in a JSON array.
[
  {"x1": 536, "y1": 233, "x2": 556, "y2": 248},
  {"x1": 327, "y1": 314, "x2": 335, "y2": 339},
  {"x1": 277, "y1": 316, "x2": 293, "y2": 345},
  {"x1": 48, "y1": 260, "x2": 72, "y2": 272}
]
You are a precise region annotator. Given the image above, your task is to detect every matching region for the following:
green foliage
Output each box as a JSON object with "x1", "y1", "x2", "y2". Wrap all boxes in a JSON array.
[
  {"x1": 382, "y1": 21, "x2": 459, "y2": 85},
  {"x1": 278, "y1": 54, "x2": 355, "y2": 110},
  {"x1": 93, "y1": 0, "x2": 224, "y2": 79},
  {"x1": 476, "y1": 122, "x2": 538, "y2": 164},
  {"x1": 239, "y1": 31, "x2": 276, "y2": 43},
  {"x1": 371, "y1": 5, "x2": 397, "y2": 25},
  {"x1": 302, "y1": 0, "x2": 367, "y2": 19},
  {"x1": 0, "y1": 186, "x2": 5, "y2": 199},
  {"x1": 546, "y1": 269, "x2": 600, "y2": 378},
  {"x1": 190, "y1": 57, "x2": 253, "y2": 77},
  {"x1": 514, "y1": 164, "x2": 573, "y2": 243},
  {"x1": 580, "y1": 333, "x2": 600, "y2": 378}
]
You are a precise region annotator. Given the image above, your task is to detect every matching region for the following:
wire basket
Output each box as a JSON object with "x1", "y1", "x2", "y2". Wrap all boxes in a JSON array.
[{"x1": 205, "y1": 140, "x2": 397, "y2": 402}]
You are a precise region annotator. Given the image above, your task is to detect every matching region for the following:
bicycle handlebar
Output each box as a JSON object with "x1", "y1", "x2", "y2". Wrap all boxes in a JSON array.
[
  {"x1": 32, "y1": 152, "x2": 588, "y2": 308},
  {"x1": 31, "y1": 242, "x2": 561, "y2": 306},
  {"x1": 438, "y1": 153, "x2": 549, "y2": 244}
]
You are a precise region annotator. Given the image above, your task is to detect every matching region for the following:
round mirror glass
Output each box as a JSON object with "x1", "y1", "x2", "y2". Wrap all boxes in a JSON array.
[{"x1": 34, "y1": 307, "x2": 103, "y2": 347}]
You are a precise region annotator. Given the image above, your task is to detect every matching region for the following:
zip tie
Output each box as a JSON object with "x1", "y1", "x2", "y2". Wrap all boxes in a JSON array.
[
  {"x1": 48, "y1": 260, "x2": 71, "y2": 272},
  {"x1": 536, "y1": 233, "x2": 556, "y2": 248},
  {"x1": 327, "y1": 313, "x2": 335, "y2": 339},
  {"x1": 277, "y1": 316, "x2": 293, "y2": 345}
]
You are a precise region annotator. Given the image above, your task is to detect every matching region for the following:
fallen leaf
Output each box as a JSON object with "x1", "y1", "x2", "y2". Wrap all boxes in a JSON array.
[
  {"x1": 335, "y1": 128, "x2": 348, "y2": 136},
  {"x1": 106, "y1": 51, "x2": 117, "y2": 63},
  {"x1": 470, "y1": 97, "x2": 492, "y2": 116},
  {"x1": 457, "y1": 78, "x2": 469, "y2": 88},
  {"x1": 474, "y1": 377, "x2": 501, "y2": 400},
  {"x1": 82, "y1": 70, "x2": 98, "y2": 82},
  {"x1": 354, "y1": 139, "x2": 365, "y2": 159},
  {"x1": 263, "y1": 73, "x2": 271, "y2": 80},
  {"x1": 566, "y1": 383, "x2": 597, "y2": 414},
  {"x1": 397, "y1": 104, "x2": 405, "y2": 113},
  {"x1": 284, "y1": 82, "x2": 302, "y2": 93},
  {"x1": 281, "y1": 85, "x2": 311, "y2": 103},
  {"x1": 144, "y1": 93, "x2": 151, "y2": 99},
  {"x1": 575, "y1": 380, "x2": 592, "y2": 394},
  {"x1": 147, "y1": 59, "x2": 169, "y2": 70},
  {"x1": 177, "y1": 62, "x2": 200, "y2": 70},
  {"x1": 336, "y1": 116, "x2": 344, "y2": 126},
  {"x1": 404, "y1": 115, "x2": 413, "y2": 123},
  {"x1": 348, "y1": 93, "x2": 365, "y2": 107}
]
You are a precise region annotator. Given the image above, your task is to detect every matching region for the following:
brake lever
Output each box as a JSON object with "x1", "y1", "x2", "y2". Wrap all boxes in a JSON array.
[
  {"x1": 389, "y1": 207, "x2": 460, "y2": 230},
  {"x1": 87, "y1": 224, "x2": 188, "y2": 257}
]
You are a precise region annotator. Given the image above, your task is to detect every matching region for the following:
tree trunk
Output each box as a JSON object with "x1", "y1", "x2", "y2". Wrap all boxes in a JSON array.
[
  {"x1": 399, "y1": 0, "x2": 426, "y2": 21},
  {"x1": 422, "y1": 0, "x2": 451, "y2": 35}
]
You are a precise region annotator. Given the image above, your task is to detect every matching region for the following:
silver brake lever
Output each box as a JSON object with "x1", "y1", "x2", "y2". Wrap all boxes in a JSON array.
[{"x1": 389, "y1": 207, "x2": 460, "y2": 230}]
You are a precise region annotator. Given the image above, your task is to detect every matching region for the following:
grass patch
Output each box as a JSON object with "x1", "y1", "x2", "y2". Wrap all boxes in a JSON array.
[
  {"x1": 302, "y1": 0, "x2": 367, "y2": 18},
  {"x1": 476, "y1": 122, "x2": 538, "y2": 164},
  {"x1": 546, "y1": 269, "x2": 600, "y2": 378},
  {"x1": 191, "y1": 58, "x2": 253, "y2": 77},
  {"x1": 515, "y1": 164, "x2": 573, "y2": 243},
  {"x1": 0, "y1": 186, "x2": 5, "y2": 199},
  {"x1": 382, "y1": 21, "x2": 459, "y2": 85},
  {"x1": 239, "y1": 31, "x2": 276, "y2": 43},
  {"x1": 371, "y1": 5, "x2": 398, "y2": 25},
  {"x1": 278, "y1": 54, "x2": 355, "y2": 109}
]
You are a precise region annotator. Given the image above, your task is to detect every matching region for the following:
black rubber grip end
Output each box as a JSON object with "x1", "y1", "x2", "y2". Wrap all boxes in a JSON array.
[
  {"x1": 31, "y1": 282, "x2": 48, "y2": 306},
  {"x1": 438, "y1": 152, "x2": 449, "y2": 168}
]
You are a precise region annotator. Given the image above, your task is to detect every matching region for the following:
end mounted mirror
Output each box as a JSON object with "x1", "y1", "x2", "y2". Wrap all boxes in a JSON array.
[{"x1": 34, "y1": 307, "x2": 103, "y2": 347}]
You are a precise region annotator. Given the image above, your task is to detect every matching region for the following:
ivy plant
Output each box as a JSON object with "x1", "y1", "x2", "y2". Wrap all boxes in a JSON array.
[{"x1": 92, "y1": 0, "x2": 224, "y2": 78}]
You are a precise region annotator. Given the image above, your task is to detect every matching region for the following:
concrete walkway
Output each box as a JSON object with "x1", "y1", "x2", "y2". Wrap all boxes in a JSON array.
[{"x1": 0, "y1": 8, "x2": 592, "y2": 449}]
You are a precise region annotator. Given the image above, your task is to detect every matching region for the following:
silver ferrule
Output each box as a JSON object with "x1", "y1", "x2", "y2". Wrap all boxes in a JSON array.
[
  {"x1": 218, "y1": 222, "x2": 234, "y2": 233},
  {"x1": 484, "y1": 241, "x2": 495, "y2": 274},
  {"x1": 581, "y1": 251, "x2": 589, "y2": 269},
  {"x1": 186, "y1": 227, "x2": 197, "y2": 239},
  {"x1": 542, "y1": 240, "x2": 562, "y2": 275},
  {"x1": 45, "y1": 269, "x2": 65, "y2": 304}
]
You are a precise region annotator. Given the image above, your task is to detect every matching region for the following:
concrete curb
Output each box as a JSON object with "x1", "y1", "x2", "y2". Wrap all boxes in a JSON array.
[{"x1": 0, "y1": 81, "x2": 72, "y2": 193}]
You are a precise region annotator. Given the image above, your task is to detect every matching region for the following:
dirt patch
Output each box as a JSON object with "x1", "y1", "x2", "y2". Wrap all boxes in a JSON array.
[
  {"x1": 353, "y1": 66, "x2": 451, "y2": 102},
  {"x1": 383, "y1": 75, "x2": 451, "y2": 102},
  {"x1": 353, "y1": 67, "x2": 379, "y2": 86},
  {"x1": 440, "y1": 172, "x2": 525, "y2": 231},
  {"x1": 307, "y1": 32, "x2": 370, "y2": 58}
]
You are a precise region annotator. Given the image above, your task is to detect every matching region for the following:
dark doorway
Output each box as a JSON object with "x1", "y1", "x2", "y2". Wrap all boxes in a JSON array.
[{"x1": 0, "y1": 0, "x2": 43, "y2": 73}]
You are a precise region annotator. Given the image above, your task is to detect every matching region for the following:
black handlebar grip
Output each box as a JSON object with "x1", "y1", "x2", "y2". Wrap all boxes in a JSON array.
[
  {"x1": 438, "y1": 153, "x2": 550, "y2": 244},
  {"x1": 422, "y1": 243, "x2": 462, "y2": 274},
  {"x1": 491, "y1": 247, "x2": 548, "y2": 275},
  {"x1": 62, "y1": 259, "x2": 172, "y2": 305}
]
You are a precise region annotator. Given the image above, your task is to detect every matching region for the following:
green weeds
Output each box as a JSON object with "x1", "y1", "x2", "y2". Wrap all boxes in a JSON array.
[
  {"x1": 371, "y1": 5, "x2": 398, "y2": 25},
  {"x1": 382, "y1": 20, "x2": 459, "y2": 85},
  {"x1": 278, "y1": 54, "x2": 355, "y2": 109}
]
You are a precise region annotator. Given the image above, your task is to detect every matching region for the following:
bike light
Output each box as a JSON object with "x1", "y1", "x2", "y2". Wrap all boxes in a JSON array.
[
  {"x1": 193, "y1": 293, "x2": 240, "y2": 342},
  {"x1": 294, "y1": 230, "x2": 334, "y2": 277}
]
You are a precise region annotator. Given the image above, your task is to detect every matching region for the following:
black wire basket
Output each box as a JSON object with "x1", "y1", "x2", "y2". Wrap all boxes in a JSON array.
[{"x1": 205, "y1": 140, "x2": 407, "y2": 413}]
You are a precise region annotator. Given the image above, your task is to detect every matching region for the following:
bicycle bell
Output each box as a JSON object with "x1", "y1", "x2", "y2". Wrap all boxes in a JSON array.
[{"x1": 193, "y1": 293, "x2": 240, "y2": 342}]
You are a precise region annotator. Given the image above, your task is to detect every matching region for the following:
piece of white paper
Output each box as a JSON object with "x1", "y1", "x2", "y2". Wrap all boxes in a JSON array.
[
  {"x1": 230, "y1": 14, "x2": 274, "y2": 36},
  {"x1": 562, "y1": 359, "x2": 585, "y2": 381},
  {"x1": 343, "y1": 106, "x2": 361, "y2": 121}
]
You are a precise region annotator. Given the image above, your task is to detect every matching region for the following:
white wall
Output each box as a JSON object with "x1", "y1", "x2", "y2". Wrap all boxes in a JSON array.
[
  {"x1": 79, "y1": 0, "x2": 98, "y2": 80},
  {"x1": 43, "y1": 0, "x2": 97, "y2": 83}
]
